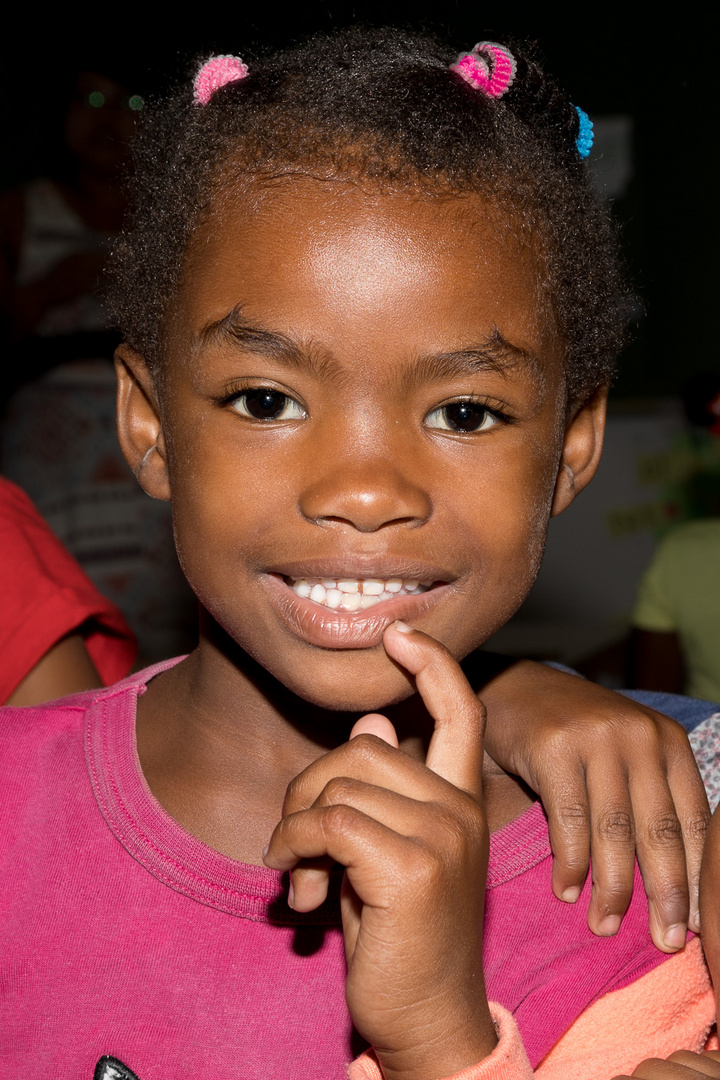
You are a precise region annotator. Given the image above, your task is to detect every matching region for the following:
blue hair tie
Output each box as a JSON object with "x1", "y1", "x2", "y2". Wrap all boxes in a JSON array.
[{"x1": 574, "y1": 106, "x2": 593, "y2": 159}]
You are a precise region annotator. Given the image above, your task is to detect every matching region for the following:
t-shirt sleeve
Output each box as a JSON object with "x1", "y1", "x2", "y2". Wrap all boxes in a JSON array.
[
  {"x1": 0, "y1": 478, "x2": 136, "y2": 700},
  {"x1": 632, "y1": 539, "x2": 678, "y2": 633},
  {"x1": 535, "y1": 937, "x2": 714, "y2": 1080},
  {"x1": 348, "y1": 940, "x2": 714, "y2": 1080},
  {"x1": 348, "y1": 1004, "x2": 534, "y2": 1080}
]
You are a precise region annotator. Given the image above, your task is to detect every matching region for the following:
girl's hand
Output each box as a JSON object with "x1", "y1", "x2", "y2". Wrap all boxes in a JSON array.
[
  {"x1": 264, "y1": 623, "x2": 495, "y2": 1080},
  {"x1": 613, "y1": 1051, "x2": 720, "y2": 1078},
  {"x1": 477, "y1": 658, "x2": 710, "y2": 951}
]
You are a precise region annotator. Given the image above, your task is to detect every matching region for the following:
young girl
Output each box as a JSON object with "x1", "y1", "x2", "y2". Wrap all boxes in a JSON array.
[{"x1": 0, "y1": 29, "x2": 715, "y2": 1080}]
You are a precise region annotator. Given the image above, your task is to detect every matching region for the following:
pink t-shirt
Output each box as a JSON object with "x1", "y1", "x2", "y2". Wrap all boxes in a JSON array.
[{"x1": 0, "y1": 662, "x2": 669, "y2": 1078}]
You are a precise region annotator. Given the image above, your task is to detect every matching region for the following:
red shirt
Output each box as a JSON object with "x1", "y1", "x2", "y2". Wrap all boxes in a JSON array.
[{"x1": 0, "y1": 477, "x2": 135, "y2": 700}]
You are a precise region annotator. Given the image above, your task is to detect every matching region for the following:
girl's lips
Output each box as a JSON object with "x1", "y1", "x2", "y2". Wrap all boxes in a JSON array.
[{"x1": 260, "y1": 572, "x2": 453, "y2": 649}]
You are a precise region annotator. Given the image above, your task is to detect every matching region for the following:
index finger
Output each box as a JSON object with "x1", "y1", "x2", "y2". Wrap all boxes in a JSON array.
[{"x1": 383, "y1": 621, "x2": 485, "y2": 798}]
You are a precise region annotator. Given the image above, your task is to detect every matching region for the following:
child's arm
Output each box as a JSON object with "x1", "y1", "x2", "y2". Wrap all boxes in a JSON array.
[
  {"x1": 264, "y1": 624, "x2": 496, "y2": 1080},
  {"x1": 5, "y1": 632, "x2": 102, "y2": 706},
  {"x1": 478, "y1": 658, "x2": 709, "y2": 951},
  {"x1": 351, "y1": 941, "x2": 715, "y2": 1080}
]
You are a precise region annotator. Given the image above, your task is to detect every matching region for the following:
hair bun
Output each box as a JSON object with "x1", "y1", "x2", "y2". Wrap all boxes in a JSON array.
[
  {"x1": 194, "y1": 55, "x2": 249, "y2": 106},
  {"x1": 449, "y1": 42, "x2": 517, "y2": 99}
]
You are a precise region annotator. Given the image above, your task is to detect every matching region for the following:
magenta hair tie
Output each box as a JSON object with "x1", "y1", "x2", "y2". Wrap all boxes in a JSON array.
[
  {"x1": 450, "y1": 42, "x2": 516, "y2": 99},
  {"x1": 194, "y1": 55, "x2": 249, "y2": 105}
]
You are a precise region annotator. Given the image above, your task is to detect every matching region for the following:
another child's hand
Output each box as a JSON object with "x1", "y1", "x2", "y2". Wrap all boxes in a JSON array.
[
  {"x1": 478, "y1": 659, "x2": 709, "y2": 951},
  {"x1": 613, "y1": 1051, "x2": 720, "y2": 1078},
  {"x1": 264, "y1": 624, "x2": 496, "y2": 1080}
]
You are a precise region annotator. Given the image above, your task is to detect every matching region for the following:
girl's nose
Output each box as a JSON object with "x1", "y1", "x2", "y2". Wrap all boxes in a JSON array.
[{"x1": 298, "y1": 460, "x2": 432, "y2": 533}]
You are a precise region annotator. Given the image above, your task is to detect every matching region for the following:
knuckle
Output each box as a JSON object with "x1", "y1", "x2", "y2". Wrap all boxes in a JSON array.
[
  {"x1": 554, "y1": 850, "x2": 589, "y2": 876},
  {"x1": 651, "y1": 879, "x2": 689, "y2": 911},
  {"x1": 452, "y1": 790, "x2": 485, "y2": 829},
  {"x1": 434, "y1": 805, "x2": 486, "y2": 864},
  {"x1": 276, "y1": 811, "x2": 301, "y2": 843},
  {"x1": 593, "y1": 879, "x2": 632, "y2": 912},
  {"x1": 465, "y1": 798, "x2": 488, "y2": 836},
  {"x1": 596, "y1": 809, "x2": 635, "y2": 845},
  {"x1": 684, "y1": 812, "x2": 710, "y2": 847},
  {"x1": 438, "y1": 794, "x2": 485, "y2": 841},
  {"x1": 409, "y1": 844, "x2": 445, "y2": 891},
  {"x1": 589, "y1": 709, "x2": 663, "y2": 753},
  {"x1": 346, "y1": 732, "x2": 388, "y2": 765},
  {"x1": 436, "y1": 816, "x2": 470, "y2": 860},
  {"x1": 655, "y1": 713, "x2": 688, "y2": 745},
  {"x1": 323, "y1": 802, "x2": 358, "y2": 836},
  {"x1": 322, "y1": 776, "x2": 357, "y2": 805},
  {"x1": 555, "y1": 802, "x2": 591, "y2": 832},
  {"x1": 284, "y1": 774, "x2": 306, "y2": 810},
  {"x1": 458, "y1": 705, "x2": 486, "y2": 746},
  {"x1": 621, "y1": 718, "x2": 661, "y2": 753},
  {"x1": 645, "y1": 813, "x2": 683, "y2": 848}
]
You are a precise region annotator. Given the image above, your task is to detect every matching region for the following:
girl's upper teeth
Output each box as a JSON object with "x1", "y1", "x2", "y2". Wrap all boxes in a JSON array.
[{"x1": 291, "y1": 577, "x2": 432, "y2": 610}]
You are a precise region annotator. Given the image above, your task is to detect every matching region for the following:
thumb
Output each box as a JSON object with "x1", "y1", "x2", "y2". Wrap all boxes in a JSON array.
[{"x1": 350, "y1": 713, "x2": 399, "y2": 747}]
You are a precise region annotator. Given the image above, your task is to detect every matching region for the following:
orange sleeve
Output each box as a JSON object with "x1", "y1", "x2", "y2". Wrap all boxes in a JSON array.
[
  {"x1": 348, "y1": 1004, "x2": 533, "y2": 1079},
  {"x1": 536, "y1": 937, "x2": 715, "y2": 1080},
  {"x1": 348, "y1": 938, "x2": 715, "y2": 1080}
]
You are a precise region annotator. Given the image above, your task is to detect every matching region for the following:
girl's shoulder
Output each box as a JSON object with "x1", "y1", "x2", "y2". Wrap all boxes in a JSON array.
[{"x1": 0, "y1": 659, "x2": 182, "y2": 751}]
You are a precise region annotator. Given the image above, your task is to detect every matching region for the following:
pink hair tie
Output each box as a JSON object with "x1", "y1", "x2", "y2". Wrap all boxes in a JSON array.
[
  {"x1": 194, "y1": 55, "x2": 249, "y2": 105},
  {"x1": 450, "y1": 42, "x2": 516, "y2": 99}
]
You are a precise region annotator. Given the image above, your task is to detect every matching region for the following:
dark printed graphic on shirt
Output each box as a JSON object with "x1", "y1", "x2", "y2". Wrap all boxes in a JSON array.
[{"x1": 94, "y1": 1057, "x2": 141, "y2": 1080}]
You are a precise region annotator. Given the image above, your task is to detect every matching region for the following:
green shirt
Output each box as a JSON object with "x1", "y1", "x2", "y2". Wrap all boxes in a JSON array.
[{"x1": 633, "y1": 518, "x2": 720, "y2": 701}]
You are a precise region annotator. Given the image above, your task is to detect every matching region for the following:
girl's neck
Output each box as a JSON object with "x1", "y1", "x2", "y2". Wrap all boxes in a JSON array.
[{"x1": 136, "y1": 629, "x2": 533, "y2": 866}]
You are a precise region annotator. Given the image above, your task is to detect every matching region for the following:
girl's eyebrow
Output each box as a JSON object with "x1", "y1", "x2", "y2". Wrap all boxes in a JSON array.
[
  {"x1": 198, "y1": 307, "x2": 342, "y2": 379},
  {"x1": 199, "y1": 308, "x2": 304, "y2": 364},
  {"x1": 199, "y1": 307, "x2": 538, "y2": 383},
  {"x1": 406, "y1": 335, "x2": 539, "y2": 387}
]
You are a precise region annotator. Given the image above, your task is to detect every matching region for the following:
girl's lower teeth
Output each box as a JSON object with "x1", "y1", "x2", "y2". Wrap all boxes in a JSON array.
[{"x1": 290, "y1": 578, "x2": 431, "y2": 611}]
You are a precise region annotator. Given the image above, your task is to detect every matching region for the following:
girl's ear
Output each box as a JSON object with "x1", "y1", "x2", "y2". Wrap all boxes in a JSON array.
[
  {"x1": 115, "y1": 345, "x2": 171, "y2": 502},
  {"x1": 550, "y1": 385, "x2": 608, "y2": 517}
]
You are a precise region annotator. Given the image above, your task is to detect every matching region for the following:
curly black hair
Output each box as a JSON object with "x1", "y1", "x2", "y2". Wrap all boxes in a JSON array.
[{"x1": 110, "y1": 27, "x2": 629, "y2": 404}]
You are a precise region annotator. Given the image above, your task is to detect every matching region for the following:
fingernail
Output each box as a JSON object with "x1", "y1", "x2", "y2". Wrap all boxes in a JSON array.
[
  {"x1": 261, "y1": 844, "x2": 269, "y2": 859},
  {"x1": 393, "y1": 620, "x2": 413, "y2": 633},
  {"x1": 288, "y1": 881, "x2": 295, "y2": 910},
  {"x1": 663, "y1": 923, "x2": 687, "y2": 950},
  {"x1": 691, "y1": 910, "x2": 701, "y2": 932},
  {"x1": 597, "y1": 915, "x2": 621, "y2": 936},
  {"x1": 561, "y1": 886, "x2": 581, "y2": 903}
]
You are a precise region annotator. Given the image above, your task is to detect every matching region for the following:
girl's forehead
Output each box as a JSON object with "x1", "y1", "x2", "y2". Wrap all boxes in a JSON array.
[{"x1": 175, "y1": 180, "x2": 559, "y2": 373}]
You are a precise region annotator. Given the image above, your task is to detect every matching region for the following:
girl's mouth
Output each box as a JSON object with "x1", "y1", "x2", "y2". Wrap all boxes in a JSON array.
[
  {"x1": 261, "y1": 571, "x2": 452, "y2": 649},
  {"x1": 285, "y1": 576, "x2": 433, "y2": 612}
]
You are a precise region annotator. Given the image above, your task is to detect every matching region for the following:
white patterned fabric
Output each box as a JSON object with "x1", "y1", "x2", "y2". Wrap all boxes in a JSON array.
[{"x1": 689, "y1": 712, "x2": 720, "y2": 811}]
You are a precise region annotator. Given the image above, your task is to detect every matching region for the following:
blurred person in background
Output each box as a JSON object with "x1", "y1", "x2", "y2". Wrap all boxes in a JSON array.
[
  {"x1": 0, "y1": 475, "x2": 135, "y2": 705},
  {"x1": 632, "y1": 374, "x2": 720, "y2": 698},
  {"x1": 0, "y1": 68, "x2": 132, "y2": 372},
  {"x1": 0, "y1": 65, "x2": 197, "y2": 666}
]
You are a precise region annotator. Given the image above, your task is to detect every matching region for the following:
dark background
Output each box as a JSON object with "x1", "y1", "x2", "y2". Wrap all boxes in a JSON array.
[{"x1": 2, "y1": 4, "x2": 717, "y2": 397}]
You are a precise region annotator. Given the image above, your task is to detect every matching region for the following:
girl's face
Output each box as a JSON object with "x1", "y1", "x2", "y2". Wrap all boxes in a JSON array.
[{"x1": 119, "y1": 182, "x2": 605, "y2": 711}]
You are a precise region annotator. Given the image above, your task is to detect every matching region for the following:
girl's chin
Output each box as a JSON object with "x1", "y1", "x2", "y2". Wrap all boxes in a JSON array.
[{"x1": 266, "y1": 651, "x2": 418, "y2": 714}]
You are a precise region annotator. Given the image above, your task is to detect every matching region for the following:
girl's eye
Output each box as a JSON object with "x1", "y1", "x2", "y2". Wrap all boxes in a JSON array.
[
  {"x1": 425, "y1": 401, "x2": 501, "y2": 433},
  {"x1": 231, "y1": 389, "x2": 306, "y2": 421}
]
